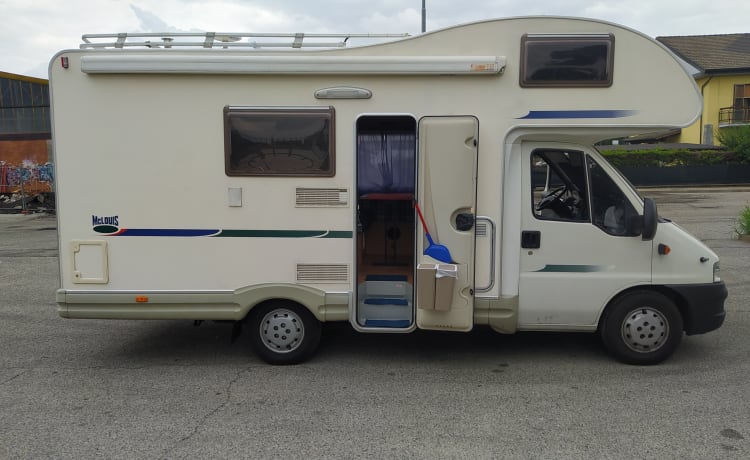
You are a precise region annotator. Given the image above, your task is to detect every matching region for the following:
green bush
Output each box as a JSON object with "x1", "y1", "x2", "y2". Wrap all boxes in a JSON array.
[
  {"x1": 717, "y1": 125, "x2": 750, "y2": 163},
  {"x1": 599, "y1": 148, "x2": 742, "y2": 167},
  {"x1": 737, "y1": 205, "x2": 750, "y2": 237}
]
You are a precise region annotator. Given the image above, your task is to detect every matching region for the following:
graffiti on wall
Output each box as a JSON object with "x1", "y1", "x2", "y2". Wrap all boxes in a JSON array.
[{"x1": 0, "y1": 161, "x2": 54, "y2": 194}]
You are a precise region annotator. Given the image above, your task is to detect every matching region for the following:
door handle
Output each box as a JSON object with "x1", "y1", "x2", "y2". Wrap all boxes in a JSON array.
[{"x1": 521, "y1": 230, "x2": 541, "y2": 249}]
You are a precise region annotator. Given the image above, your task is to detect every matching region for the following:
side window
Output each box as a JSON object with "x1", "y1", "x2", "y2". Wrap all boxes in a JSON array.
[
  {"x1": 586, "y1": 155, "x2": 639, "y2": 236},
  {"x1": 520, "y1": 34, "x2": 614, "y2": 88},
  {"x1": 531, "y1": 150, "x2": 589, "y2": 222},
  {"x1": 224, "y1": 106, "x2": 335, "y2": 177}
]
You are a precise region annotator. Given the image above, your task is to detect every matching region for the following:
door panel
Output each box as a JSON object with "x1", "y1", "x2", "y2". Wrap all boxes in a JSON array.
[
  {"x1": 518, "y1": 143, "x2": 652, "y2": 328},
  {"x1": 416, "y1": 116, "x2": 478, "y2": 331}
]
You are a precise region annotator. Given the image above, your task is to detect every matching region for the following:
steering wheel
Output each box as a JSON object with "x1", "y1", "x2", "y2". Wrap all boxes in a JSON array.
[{"x1": 536, "y1": 186, "x2": 567, "y2": 211}]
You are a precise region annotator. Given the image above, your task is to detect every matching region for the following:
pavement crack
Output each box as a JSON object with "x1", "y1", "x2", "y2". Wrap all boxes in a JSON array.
[
  {"x1": 0, "y1": 369, "x2": 29, "y2": 385},
  {"x1": 160, "y1": 367, "x2": 248, "y2": 458}
]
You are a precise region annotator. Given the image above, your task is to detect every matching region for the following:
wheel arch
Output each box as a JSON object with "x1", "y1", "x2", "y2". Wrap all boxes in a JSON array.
[
  {"x1": 598, "y1": 285, "x2": 688, "y2": 332},
  {"x1": 235, "y1": 283, "x2": 329, "y2": 322},
  {"x1": 597, "y1": 286, "x2": 685, "y2": 365}
]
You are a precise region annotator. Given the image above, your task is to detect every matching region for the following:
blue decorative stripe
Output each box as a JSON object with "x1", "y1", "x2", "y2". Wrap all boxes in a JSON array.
[
  {"x1": 518, "y1": 110, "x2": 638, "y2": 119},
  {"x1": 115, "y1": 229, "x2": 220, "y2": 237}
]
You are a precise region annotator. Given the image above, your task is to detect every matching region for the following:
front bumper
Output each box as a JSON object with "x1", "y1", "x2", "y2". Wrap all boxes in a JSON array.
[{"x1": 667, "y1": 281, "x2": 727, "y2": 335}]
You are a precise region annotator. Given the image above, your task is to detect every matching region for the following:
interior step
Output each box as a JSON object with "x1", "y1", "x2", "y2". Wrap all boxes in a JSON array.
[
  {"x1": 363, "y1": 319, "x2": 412, "y2": 328},
  {"x1": 357, "y1": 275, "x2": 413, "y2": 328},
  {"x1": 363, "y1": 274, "x2": 408, "y2": 297},
  {"x1": 365, "y1": 274, "x2": 408, "y2": 282},
  {"x1": 363, "y1": 297, "x2": 409, "y2": 306}
]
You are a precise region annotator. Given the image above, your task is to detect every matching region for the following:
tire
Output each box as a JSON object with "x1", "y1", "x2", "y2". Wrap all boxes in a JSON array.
[
  {"x1": 600, "y1": 291, "x2": 683, "y2": 365},
  {"x1": 248, "y1": 301, "x2": 322, "y2": 365}
]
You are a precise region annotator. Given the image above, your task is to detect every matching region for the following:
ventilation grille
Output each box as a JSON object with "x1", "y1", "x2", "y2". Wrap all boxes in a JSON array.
[
  {"x1": 296, "y1": 264, "x2": 349, "y2": 283},
  {"x1": 476, "y1": 222, "x2": 488, "y2": 237},
  {"x1": 296, "y1": 188, "x2": 349, "y2": 207}
]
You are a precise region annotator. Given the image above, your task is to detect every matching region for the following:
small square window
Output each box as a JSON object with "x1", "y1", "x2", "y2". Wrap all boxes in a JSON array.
[
  {"x1": 224, "y1": 106, "x2": 335, "y2": 177},
  {"x1": 521, "y1": 34, "x2": 614, "y2": 87}
]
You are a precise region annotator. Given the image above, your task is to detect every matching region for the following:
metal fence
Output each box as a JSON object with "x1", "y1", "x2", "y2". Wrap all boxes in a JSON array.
[{"x1": 719, "y1": 106, "x2": 750, "y2": 126}]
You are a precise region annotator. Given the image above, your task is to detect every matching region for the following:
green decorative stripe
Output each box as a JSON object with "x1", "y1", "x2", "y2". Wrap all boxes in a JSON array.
[
  {"x1": 537, "y1": 264, "x2": 612, "y2": 273},
  {"x1": 215, "y1": 230, "x2": 352, "y2": 238}
]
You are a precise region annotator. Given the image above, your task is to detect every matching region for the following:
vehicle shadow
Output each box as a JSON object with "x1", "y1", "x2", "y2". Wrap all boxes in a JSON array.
[{"x1": 90, "y1": 319, "x2": 610, "y2": 367}]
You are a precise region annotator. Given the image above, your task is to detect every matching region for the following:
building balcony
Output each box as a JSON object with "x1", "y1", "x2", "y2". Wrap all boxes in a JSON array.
[{"x1": 719, "y1": 106, "x2": 750, "y2": 127}]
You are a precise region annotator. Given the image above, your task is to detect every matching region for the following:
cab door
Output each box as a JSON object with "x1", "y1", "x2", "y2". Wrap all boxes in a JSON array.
[
  {"x1": 416, "y1": 116, "x2": 478, "y2": 331},
  {"x1": 518, "y1": 142, "x2": 653, "y2": 329}
]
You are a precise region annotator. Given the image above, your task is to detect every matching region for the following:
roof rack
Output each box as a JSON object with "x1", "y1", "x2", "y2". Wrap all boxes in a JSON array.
[{"x1": 80, "y1": 32, "x2": 410, "y2": 50}]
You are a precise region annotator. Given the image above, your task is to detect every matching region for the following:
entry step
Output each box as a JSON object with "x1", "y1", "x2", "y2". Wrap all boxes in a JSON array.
[
  {"x1": 362, "y1": 275, "x2": 409, "y2": 297},
  {"x1": 363, "y1": 297, "x2": 409, "y2": 306},
  {"x1": 357, "y1": 275, "x2": 413, "y2": 328},
  {"x1": 365, "y1": 274, "x2": 408, "y2": 282}
]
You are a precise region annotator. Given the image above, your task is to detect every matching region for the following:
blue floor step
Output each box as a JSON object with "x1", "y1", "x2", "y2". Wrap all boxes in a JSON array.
[
  {"x1": 357, "y1": 275, "x2": 413, "y2": 328},
  {"x1": 365, "y1": 274, "x2": 408, "y2": 282},
  {"x1": 363, "y1": 297, "x2": 409, "y2": 306},
  {"x1": 364, "y1": 319, "x2": 412, "y2": 328}
]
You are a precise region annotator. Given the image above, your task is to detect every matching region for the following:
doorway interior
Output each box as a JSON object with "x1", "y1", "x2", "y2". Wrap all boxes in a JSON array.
[{"x1": 355, "y1": 115, "x2": 417, "y2": 328}]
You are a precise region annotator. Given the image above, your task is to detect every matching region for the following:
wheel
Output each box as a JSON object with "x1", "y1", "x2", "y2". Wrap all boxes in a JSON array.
[
  {"x1": 248, "y1": 301, "x2": 322, "y2": 365},
  {"x1": 600, "y1": 291, "x2": 683, "y2": 365}
]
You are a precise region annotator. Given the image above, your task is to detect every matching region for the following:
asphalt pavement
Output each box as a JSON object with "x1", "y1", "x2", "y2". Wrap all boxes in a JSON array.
[{"x1": 0, "y1": 187, "x2": 748, "y2": 459}]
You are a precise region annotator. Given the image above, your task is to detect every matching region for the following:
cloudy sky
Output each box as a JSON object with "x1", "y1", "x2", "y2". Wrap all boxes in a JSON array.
[{"x1": 3, "y1": 0, "x2": 749, "y2": 79}]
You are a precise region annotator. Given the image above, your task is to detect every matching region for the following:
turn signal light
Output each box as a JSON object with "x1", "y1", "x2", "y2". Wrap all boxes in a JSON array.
[
  {"x1": 135, "y1": 296, "x2": 149, "y2": 303},
  {"x1": 658, "y1": 244, "x2": 671, "y2": 255}
]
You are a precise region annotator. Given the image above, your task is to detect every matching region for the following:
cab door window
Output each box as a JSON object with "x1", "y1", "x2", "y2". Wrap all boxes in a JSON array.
[
  {"x1": 586, "y1": 155, "x2": 639, "y2": 236},
  {"x1": 531, "y1": 150, "x2": 589, "y2": 222}
]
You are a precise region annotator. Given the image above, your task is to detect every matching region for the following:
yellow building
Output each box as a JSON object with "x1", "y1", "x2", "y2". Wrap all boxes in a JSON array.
[{"x1": 657, "y1": 34, "x2": 750, "y2": 145}]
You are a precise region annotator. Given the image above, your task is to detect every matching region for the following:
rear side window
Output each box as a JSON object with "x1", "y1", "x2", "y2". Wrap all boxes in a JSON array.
[
  {"x1": 520, "y1": 34, "x2": 614, "y2": 87},
  {"x1": 224, "y1": 106, "x2": 335, "y2": 177}
]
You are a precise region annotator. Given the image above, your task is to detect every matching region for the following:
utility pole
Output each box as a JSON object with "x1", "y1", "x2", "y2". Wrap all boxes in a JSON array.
[{"x1": 421, "y1": 0, "x2": 426, "y2": 33}]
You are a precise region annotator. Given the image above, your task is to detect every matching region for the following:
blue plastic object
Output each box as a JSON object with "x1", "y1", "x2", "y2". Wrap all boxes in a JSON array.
[{"x1": 414, "y1": 202, "x2": 453, "y2": 263}]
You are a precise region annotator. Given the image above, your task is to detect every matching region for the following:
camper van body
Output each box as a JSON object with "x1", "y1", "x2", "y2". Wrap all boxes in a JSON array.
[{"x1": 51, "y1": 17, "x2": 726, "y2": 364}]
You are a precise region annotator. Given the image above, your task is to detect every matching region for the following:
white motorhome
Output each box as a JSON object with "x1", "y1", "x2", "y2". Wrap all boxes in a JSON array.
[{"x1": 50, "y1": 17, "x2": 727, "y2": 365}]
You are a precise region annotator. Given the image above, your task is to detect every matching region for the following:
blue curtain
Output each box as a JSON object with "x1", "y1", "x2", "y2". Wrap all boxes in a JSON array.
[{"x1": 357, "y1": 133, "x2": 415, "y2": 194}]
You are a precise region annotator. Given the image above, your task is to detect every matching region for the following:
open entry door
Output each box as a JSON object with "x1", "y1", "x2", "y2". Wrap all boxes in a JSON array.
[{"x1": 416, "y1": 116, "x2": 478, "y2": 331}]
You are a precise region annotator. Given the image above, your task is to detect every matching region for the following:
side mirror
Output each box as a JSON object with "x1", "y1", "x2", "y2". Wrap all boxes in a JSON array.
[{"x1": 642, "y1": 197, "x2": 658, "y2": 241}]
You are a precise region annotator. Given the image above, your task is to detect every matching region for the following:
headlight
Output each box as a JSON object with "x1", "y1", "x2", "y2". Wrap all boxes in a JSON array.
[{"x1": 713, "y1": 262, "x2": 721, "y2": 282}]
